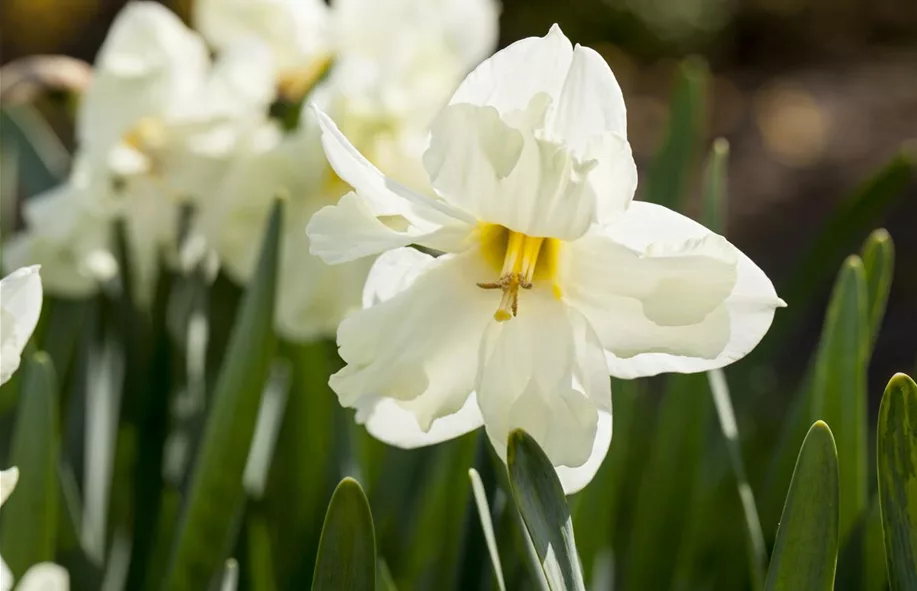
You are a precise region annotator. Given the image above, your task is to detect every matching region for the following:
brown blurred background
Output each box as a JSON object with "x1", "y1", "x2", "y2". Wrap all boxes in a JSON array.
[{"x1": 2, "y1": 0, "x2": 916, "y2": 403}]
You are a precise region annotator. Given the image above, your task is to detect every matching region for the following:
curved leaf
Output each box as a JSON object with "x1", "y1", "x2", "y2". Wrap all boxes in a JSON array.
[
  {"x1": 507, "y1": 429, "x2": 585, "y2": 591},
  {"x1": 765, "y1": 421, "x2": 839, "y2": 591},
  {"x1": 877, "y1": 373, "x2": 917, "y2": 590},
  {"x1": 312, "y1": 477, "x2": 376, "y2": 591}
]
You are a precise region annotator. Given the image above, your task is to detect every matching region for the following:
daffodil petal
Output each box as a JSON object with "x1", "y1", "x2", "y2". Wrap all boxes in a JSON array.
[
  {"x1": 15, "y1": 563, "x2": 69, "y2": 591},
  {"x1": 331, "y1": 249, "x2": 494, "y2": 432},
  {"x1": 0, "y1": 267, "x2": 43, "y2": 386},
  {"x1": 0, "y1": 557, "x2": 12, "y2": 591},
  {"x1": 0, "y1": 467, "x2": 19, "y2": 507},
  {"x1": 556, "y1": 409, "x2": 612, "y2": 495},
  {"x1": 565, "y1": 201, "x2": 784, "y2": 378},
  {"x1": 355, "y1": 394, "x2": 484, "y2": 449},
  {"x1": 477, "y1": 292, "x2": 610, "y2": 472}
]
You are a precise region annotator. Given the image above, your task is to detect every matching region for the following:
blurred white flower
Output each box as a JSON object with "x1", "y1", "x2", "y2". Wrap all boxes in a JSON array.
[
  {"x1": 193, "y1": 0, "x2": 500, "y2": 340},
  {"x1": 0, "y1": 266, "x2": 42, "y2": 386},
  {"x1": 7, "y1": 1, "x2": 276, "y2": 302},
  {"x1": 306, "y1": 25, "x2": 786, "y2": 492},
  {"x1": 0, "y1": 467, "x2": 69, "y2": 591}
]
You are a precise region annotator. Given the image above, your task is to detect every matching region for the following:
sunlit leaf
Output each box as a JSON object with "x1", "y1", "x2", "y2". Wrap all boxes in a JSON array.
[
  {"x1": 877, "y1": 373, "x2": 917, "y2": 590},
  {"x1": 507, "y1": 429, "x2": 585, "y2": 591},
  {"x1": 312, "y1": 478, "x2": 376, "y2": 591},
  {"x1": 765, "y1": 421, "x2": 839, "y2": 591},
  {"x1": 469, "y1": 467, "x2": 506, "y2": 591}
]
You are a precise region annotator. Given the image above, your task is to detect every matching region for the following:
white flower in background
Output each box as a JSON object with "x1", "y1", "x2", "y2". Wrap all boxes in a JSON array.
[
  {"x1": 306, "y1": 25, "x2": 786, "y2": 492},
  {"x1": 7, "y1": 1, "x2": 276, "y2": 302},
  {"x1": 193, "y1": 0, "x2": 499, "y2": 340},
  {"x1": 0, "y1": 467, "x2": 69, "y2": 591},
  {"x1": 0, "y1": 266, "x2": 42, "y2": 386}
]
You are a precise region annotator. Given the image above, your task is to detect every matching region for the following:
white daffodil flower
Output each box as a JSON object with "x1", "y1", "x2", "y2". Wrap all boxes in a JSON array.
[
  {"x1": 306, "y1": 25, "x2": 786, "y2": 493},
  {"x1": 7, "y1": 1, "x2": 275, "y2": 303},
  {"x1": 0, "y1": 468, "x2": 70, "y2": 591},
  {"x1": 0, "y1": 267, "x2": 42, "y2": 386}
]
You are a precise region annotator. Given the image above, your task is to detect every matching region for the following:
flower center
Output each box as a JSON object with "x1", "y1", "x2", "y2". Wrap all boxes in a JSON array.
[
  {"x1": 477, "y1": 225, "x2": 560, "y2": 322},
  {"x1": 278, "y1": 54, "x2": 333, "y2": 102}
]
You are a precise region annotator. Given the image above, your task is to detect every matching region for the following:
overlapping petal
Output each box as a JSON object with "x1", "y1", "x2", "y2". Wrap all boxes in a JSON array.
[{"x1": 563, "y1": 201, "x2": 785, "y2": 378}]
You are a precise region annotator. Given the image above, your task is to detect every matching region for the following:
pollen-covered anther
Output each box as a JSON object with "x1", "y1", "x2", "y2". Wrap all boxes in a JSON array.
[{"x1": 478, "y1": 231, "x2": 544, "y2": 322}]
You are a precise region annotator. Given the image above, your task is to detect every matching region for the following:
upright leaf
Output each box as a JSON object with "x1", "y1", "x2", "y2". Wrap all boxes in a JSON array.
[
  {"x1": 701, "y1": 137, "x2": 729, "y2": 233},
  {"x1": 810, "y1": 256, "x2": 868, "y2": 544},
  {"x1": 312, "y1": 477, "x2": 376, "y2": 591},
  {"x1": 860, "y1": 228, "x2": 894, "y2": 349},
  {"x1": 468, "y1": 468, "x2": 506, "y2": 591},
  {"x1": 163, "y1": 199, "x2": 283, "y2": 591},
  {"x1": 507, "y1": 429, "x2": 586, "y2": 591},
  {"x1": 877, "y1": 373, "x2": 917, "y2": 590},
  {"x1": 765, "y1": 421, "x2": 839, "y2": 591},
  {"x1": 643, "y1": 57, "x2": 709, "y2": 211},
  {"x1": 0, "y1": 353, "x2": 59, "y2": 577}
]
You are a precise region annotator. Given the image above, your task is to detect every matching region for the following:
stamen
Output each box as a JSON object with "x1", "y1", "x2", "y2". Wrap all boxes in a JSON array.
[{"x1": 481, "y1": 231, "x2": 545, "y2": 322}]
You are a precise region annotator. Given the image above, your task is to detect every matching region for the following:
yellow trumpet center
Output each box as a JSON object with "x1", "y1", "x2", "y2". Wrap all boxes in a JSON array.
[{"x1": 477, "y1": 224, "x2": 561, "y2": 322}]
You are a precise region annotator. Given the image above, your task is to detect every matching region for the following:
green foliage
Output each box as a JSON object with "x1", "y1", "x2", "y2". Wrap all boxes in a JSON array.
[
  {"x1": 163, "y1": 199, "x2": 284, "y2": 591},
  {"x1": 0, "y1": 353, "x2": 59, "y2": 578},
  {"x1": 312, "y1": 478, "x2": 376, "y2": 591},
  {"x1": 877, "y1": 373, "x2": 917, "y2": 590},
  {"x1": 507, "y1": 430, "x2": 585, "y2": 591},
  {"x1": 765, "y1": 421, "x2": 839, "y2": 591}
]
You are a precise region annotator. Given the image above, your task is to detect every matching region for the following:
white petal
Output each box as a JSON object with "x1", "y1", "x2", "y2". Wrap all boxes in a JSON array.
[
  {"x1": 564, "y1": 202, "x2": 785, "y2": 378},
  {"x1": 0, "y1": 267, "x2": 43, "y2": 385},
  {"x1": 556, "y1": 409, "x2": 612, "y2": 495},
  {"x1": 0, "y1": 467, "x2": 19, "y2": 507},
  {"x1": 331, "y1": 249, "x2": 494, "y2": 432},
  {"x1": 355, "y1": 394, "x2": 483, "y2": 449},
  {"x1": 15, "y1": 563, "x2": 69, "y2": 591},
  {"x1": 586, "y1": 132, "x2": 638, "y2": 221},
  {"x1": 0, "y1": 556, "x2": 11, "y2": 591},
  {"x1": 450, "y1": 24, "x2": 573, "y2": 116},
  {"x1": 423, "y1": 100, "x2": 598, "y2": 240},
  {"x1": 307, "y1": 108, "x2": 475, "y2": 264},
  {"x1": 194, "y1": 0, "x2": 329, "y2": 71},
  {"x1": 548, "y1": 44, "x2": 627, "y2": 150},
  {"x1": 78, "y1": 2, "x2": 209, "y2": 154},
  {"x1": 476, "y1": 291, "x2": 610, "y2": 476}
]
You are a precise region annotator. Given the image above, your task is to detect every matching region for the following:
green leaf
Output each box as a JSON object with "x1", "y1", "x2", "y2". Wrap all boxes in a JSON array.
[
  {"x1": 877, "y1": 373, "x2": 917, "y2": 590},
  {"x1": 765, "y1": 421, "x2": 839, "y2": 591},
  {"x1": 507, "y1": 429, "x2": 585, "y2": 591},
  {"x1": 810, "y1": 256, "x2": 868, "y2": 544},
  {"x1": 312, "y1": 477, "x2": 376, "y2": 591},
  {"x1": 708, "y1": 369, "x2": 767, "y2": 589},
  {"x1": 701, "y1": 137, "x2": 730, "y2": 233},
  {"x1": 860, "y1": 228, "x2": 894, "y2": 349},
  {"x1": 469, "y1": 468, "x2": 506, "y2": 591},
  {"x1": 0, "y1": 352, "x2": 60, "y2": 578},
  {"x1": 644, "y1": 57, "x2": 709, "y2": 211},
  {"x1": 0, "y1": 105, "x2": 69, "y2": 198},
  {"x1": 163, "y1": 199, "x2": 283, "y2": 591},
  {"x1": 624, "y1": 373, "x2": 711, "y2": 590}
]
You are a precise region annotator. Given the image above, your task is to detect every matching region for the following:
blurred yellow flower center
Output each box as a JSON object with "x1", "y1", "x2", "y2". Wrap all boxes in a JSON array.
[
  {"x1": 478, "y1": 224, "x2": 561, "y2": 322},
  {"x1": 278, "y1": 54, "x2": 333, "y2": 102},
  {"x1": 124, "y1": 117, "x2": 167, "y2": 155}
]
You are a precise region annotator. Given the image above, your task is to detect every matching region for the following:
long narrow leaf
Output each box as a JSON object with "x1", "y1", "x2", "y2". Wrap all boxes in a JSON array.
[
  {"x1": 507, "y1": 429, "x2": 585, "y2": 591},
  {"x1": 860, "y1": 228, "x2": 894, "y2": 349},
  {"x1": 765, "y1": 421, "x2": 839, "y2": 591},
  {"x1": 469, "y1": 468, "x2": 506, "y2": 591},
  {"x1": 311, "y1": 478, "x2": 376, "y2": 591},
  {"x1": 876, "y1": 373, "x2": 917, "y2": 590},
  {"x1": 810, "y1": 256, "x2": 868, "y2": 544},
  {"x1": 0, "y1": 353, "x2": 59, "y2": 577},
  {"x1": 163, "y1": 199, "x2": 283, "y2": 591}
]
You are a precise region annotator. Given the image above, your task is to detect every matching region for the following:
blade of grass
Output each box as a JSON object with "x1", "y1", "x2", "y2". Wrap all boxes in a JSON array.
[{"x1": 468, "y1": 467, "x2": 506, "y2": 591}]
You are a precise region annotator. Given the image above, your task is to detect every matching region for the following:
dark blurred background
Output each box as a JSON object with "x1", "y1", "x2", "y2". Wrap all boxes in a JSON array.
[{"x1": 2, "y1": 0, "x2": 916, "y2": 407}]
